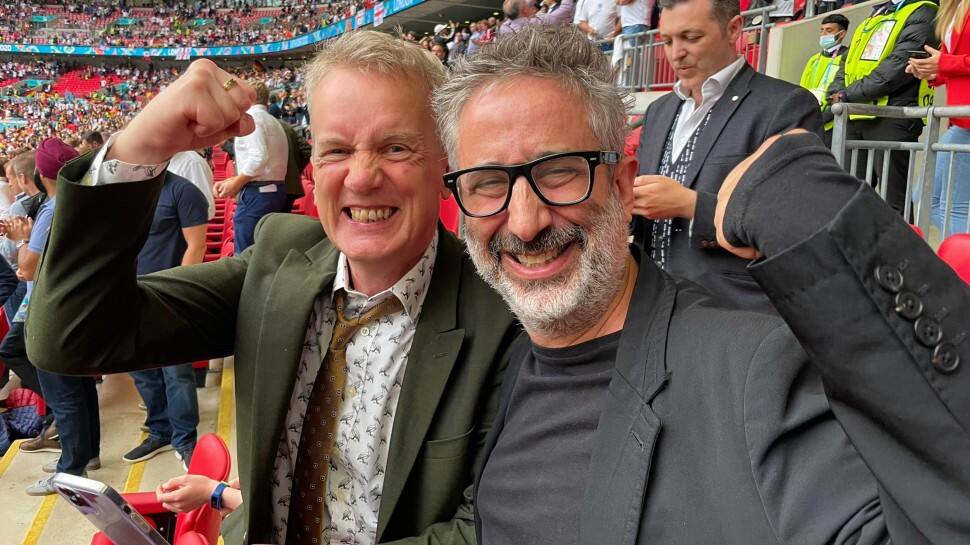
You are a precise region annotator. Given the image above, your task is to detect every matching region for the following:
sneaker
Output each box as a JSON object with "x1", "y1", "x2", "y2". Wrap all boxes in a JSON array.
[
  {"x1": 25, "y1": 473, "x2": 84, "y2": 497},
  {"x1": 42, "y1": 456, "x2": 101, "y2": 474},
  {"x1": 122, "y1": 437, "x2": 173, "y2": 463},
  {"x1": 20, "y1": 433, "x2": 61, "y2": 454},
  {"x1": 175, "y1": 445, "x2": 194, "y2": 471},
  {"x1": 137, "y1": 402, "x2": 147, "y2": 410},
  {"x1": 139, "y1": 423, "x2": 149, "y2": 433}
]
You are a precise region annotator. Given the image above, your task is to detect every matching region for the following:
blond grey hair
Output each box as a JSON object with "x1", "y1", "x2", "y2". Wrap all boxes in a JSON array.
[
  {"x1": 432, "y1": 25, "x2": 630, "y2": 164},
  {"x1": 303, "y1": 30, "x2": 447, "y2": 114}
]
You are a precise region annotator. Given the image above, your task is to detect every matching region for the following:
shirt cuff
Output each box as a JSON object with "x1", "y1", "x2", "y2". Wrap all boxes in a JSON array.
[{"x1": 80, "y1": 131, "x2": 170, "y2": 186}]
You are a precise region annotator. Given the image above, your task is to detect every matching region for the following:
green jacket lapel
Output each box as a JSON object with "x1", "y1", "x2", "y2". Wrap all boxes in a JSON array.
[
  {"x1": 244, "y1": 240, "x2": 339, "y2": 541},
  {"x1": 377, "y1": 228, "x2": 467, "y2": 539}
]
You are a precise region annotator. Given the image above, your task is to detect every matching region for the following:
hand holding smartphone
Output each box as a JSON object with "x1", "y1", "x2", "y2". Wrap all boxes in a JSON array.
[{"x1": 52, "y1": 473, "x2": 171, "y2": 545}]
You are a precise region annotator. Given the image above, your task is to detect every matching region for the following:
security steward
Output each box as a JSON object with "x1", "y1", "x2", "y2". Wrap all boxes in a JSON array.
[
  {"x1": 827, "y1": 0, "x2": 937, "y2": 215},
  {"x1": 800, "y1": 13, "x2": 851, "y2": 146}
]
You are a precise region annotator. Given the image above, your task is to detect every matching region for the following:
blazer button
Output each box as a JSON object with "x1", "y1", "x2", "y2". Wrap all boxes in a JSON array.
[
  {"x1": 874, "y1": 265, "x2": 904, "y2": 293},
  {"x1": 914, "y1": 317, "x2": 943, "y2": 347},
  {"x1": 931, "y1": 343, "x2": 960, "y2": 374},
  {"x1": 894, "y1": 292, "x2": 923, "y2": 320}
]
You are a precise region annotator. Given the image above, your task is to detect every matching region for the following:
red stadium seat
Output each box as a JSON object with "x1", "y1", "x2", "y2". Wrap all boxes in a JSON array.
[
  {"x1": 90, "y1": 433, "x2": 231, "y2": 545},
  {"x1": 937, "y1": 233, "x2": 970, "y2": 284},
  {"x1": 439, "y1": 196, "x2": 460, "y2": 234}
]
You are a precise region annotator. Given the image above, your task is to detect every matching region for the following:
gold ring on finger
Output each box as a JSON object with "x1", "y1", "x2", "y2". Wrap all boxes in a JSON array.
[{"x1": 222, "y1": 78, "x2": 238, "y2": 92}]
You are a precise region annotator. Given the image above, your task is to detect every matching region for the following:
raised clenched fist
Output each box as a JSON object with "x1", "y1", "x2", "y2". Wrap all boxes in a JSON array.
[{"x1": 108, "y1": 59, "x2": 257, "y2": 166}]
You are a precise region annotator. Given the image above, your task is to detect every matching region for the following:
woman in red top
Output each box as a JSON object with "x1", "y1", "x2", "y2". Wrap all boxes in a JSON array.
[{"x1": 908, "y1": 0, "x2": 970, "y2": 235}]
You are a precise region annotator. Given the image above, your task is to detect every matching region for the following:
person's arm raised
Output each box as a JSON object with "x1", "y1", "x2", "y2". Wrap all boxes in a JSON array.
[
  {"x1": 107, "y1": 59, "x2": 256, "y2": 167},
  {"x1": 715, "y1": 130, "x2": 970, "y2": 544}
]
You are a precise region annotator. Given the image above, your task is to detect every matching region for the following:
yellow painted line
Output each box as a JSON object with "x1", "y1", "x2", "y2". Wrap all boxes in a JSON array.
[
  {"x1": 123, "y1": 431, "x2": 150, "y2": 493},
  {"x1": 216, "y1": 363, "x2": 235, "y2": 444},
  {"x1": 0, "y1": 439, "x2": 23, "y2": 478},
  {"x1": 20, "y1": 495, "x2": 57, "y2": 545}
]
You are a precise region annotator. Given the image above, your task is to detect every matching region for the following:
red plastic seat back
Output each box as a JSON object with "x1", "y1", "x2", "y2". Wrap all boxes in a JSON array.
[
  {"x1": 176, "y1": 530, "x2": 210, "y2": 545},
  {"x1": 938, "y1": 233, "x2": 970, "y2": 284},
  {"x1": 439, "y1": 197, "x2": 460, "y2": 234},
  {"x1": 172, "y1": 433, "x2": 231, "y2": 544}
]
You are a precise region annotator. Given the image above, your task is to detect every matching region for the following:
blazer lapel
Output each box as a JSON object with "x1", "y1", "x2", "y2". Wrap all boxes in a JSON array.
[
  {"x1": 579, "y1": 249, "x2": 676, "y2": 545},
  {"x1": 244, "y1": 240, "x2": 339, "y2": 540},
  {"x1": 638, "y1": 97, "x2": 681, "y2": 176},
  {"x1": 377, "y1": 228, "x2": 466, "y2": 539},
  {"x1": 682, "y1": 64, "x2": 754, "y2": 189}
]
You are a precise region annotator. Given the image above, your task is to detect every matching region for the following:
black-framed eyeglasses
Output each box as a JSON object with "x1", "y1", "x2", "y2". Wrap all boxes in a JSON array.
[{"x1": 443, "y1": 150, "x2": 620, "y2": 218}]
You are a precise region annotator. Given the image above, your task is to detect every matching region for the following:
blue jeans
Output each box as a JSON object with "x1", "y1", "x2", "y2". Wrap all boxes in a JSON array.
[
  {"x1": 36, "y1": 369, "x2": 100, "y2": 475},
  {"x1": 622, "y1": 24, "x2": 649, "y2": 35},
  {"x1": 233, "y1": 183, "x2": 287, "y2": 253},
  {"x1": 130, "y1": 364, "x2": 199, "y2": 451},
  {"x1": 932, "y1": 126, "x2": 970, "y2": 235}
]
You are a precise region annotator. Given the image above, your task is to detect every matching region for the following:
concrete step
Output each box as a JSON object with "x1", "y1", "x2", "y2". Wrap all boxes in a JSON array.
[{"x1": 0, "y1": 358, "x2": 236, "y2": 545}]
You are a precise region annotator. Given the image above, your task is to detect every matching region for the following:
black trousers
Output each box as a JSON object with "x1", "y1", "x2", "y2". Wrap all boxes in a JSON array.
[
  {"x1": 0, "y1": 321, "x2": 41, "y2": 396},
  {"x1": 846, "y1": 117, "x2": 924, "y2": 215}
]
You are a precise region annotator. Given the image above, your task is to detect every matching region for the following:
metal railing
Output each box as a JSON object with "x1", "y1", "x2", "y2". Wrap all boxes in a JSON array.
[
  {"x1": 830, "y1": 102, "x2": 970, "y2": 236},
  {"x1": 611, "y1": 4, "x2": 778, "y2": 91}
]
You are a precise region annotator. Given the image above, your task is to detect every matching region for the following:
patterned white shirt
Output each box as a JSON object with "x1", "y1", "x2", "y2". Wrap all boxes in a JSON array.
[{"x1": 271, "y1": 233, "x2": 438, "y2": 545}]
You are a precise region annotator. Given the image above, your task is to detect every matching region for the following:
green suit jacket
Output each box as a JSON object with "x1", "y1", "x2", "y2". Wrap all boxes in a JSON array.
[{"x1": 28, "y1": 155, "x2": 519, "y2": 545}]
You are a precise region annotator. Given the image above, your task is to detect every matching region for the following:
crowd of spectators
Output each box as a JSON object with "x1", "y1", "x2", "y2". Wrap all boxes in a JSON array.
[
  {"x1": 0, "y1": 0, "x2": 373, "y2": 48},
  {"x1": 0, "y1": 62, "x2": 305, "y2": 156}
]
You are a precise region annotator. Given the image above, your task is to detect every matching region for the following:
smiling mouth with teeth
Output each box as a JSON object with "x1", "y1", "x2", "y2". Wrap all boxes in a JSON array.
[
  {"x1": 510, "y1": 243, "x2": 570, "y2": 267},
  {"x1": 347, "y1": 207, "x2": 397, "y2": 223}
]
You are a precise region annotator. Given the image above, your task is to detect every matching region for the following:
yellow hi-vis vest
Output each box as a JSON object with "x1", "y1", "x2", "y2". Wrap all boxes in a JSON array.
[
  {"x1": 800, "y1": 49, "x2": 846, "y2": 130},
  {"x1": 843, "y1": 0, "x2": 938, "y2": 120}
]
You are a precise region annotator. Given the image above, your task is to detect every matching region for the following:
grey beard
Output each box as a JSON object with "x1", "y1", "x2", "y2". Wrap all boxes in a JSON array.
[{"x1": 466, "y1": 193, "x2": 630, "y2": 340}]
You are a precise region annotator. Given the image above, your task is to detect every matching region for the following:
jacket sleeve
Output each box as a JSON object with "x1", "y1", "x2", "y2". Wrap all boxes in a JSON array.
[
  {"x1": 749, "y1": 186, "x2": 970, "y2": 544},
  {"x1": 689, "y1": 85, "x2": 822, "y2": 250},
  {"x1": 938, "y1": 50, "x2": 970, "y2": 78},
  {"x1": 26, "y1": 154, "x2": 247, "y2": 375},
  {"x1": 843, "y1": 6, "x2": 938, "y2": 102}
]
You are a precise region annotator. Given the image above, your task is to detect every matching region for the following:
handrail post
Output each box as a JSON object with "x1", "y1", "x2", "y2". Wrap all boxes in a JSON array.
[
  {"x1": 830, "y1": 102, "x2": 848, "y2": 166},
  {"x1": 915, "y1": 107, "x2": 940, "y2": 233}
]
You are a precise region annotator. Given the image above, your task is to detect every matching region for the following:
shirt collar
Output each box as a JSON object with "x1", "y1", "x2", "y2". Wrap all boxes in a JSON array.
[
  {"x1": 673, "y1": 56, "x2": 746, "y2": 105},
  {"x1": 332, "y1": 230, "x2": 438, "y2": 322},
  {"x1": 248, "y1": 104, "x2": 269, "y2": 114}
]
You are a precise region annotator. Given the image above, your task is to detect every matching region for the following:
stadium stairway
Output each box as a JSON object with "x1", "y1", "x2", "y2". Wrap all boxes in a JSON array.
[{"x1": 0, "y1": 357, "x2": 238, "y2": 545}]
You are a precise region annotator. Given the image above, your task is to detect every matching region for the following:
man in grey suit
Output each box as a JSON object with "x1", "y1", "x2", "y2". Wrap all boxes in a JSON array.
[
  {"x1": 631, "y1": 0, "x2": 823, "y2": 311},
  {"x1": 434, "y1": 25, "x2": 969, "y2": 545}
]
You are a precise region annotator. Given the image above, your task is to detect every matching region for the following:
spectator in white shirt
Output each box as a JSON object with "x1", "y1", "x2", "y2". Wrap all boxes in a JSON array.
[
  {"x1": 577, "y1": 0, "x2": 620, "y2": 50},
  {"x1": 213, "y1": 80, "x2": 288, "y2": 252}
]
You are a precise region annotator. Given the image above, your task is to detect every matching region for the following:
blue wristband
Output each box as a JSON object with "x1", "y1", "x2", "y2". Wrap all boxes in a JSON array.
[{"x1": 210, "y1": 482, "x2": 229, "y2": 511}]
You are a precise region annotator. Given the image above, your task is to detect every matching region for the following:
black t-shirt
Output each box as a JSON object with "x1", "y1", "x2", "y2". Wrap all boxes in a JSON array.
[
  {"x1": 478, "y1": 332, "x2": 620, "y2": 545},
  {"x1": 137, "y1": 174, "x2": 208, "y2": 275}
]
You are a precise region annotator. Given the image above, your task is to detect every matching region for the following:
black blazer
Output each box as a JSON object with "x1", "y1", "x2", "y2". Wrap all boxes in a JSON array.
[
  {"x1": 633, "y1": 64, "x2": 823, "y2": 311},
  {"x1": 475, "y1": 185, "x2": 970, "y2": 544}
]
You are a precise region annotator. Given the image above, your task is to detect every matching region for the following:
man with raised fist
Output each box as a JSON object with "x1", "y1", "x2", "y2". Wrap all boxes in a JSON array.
[{"x1": 28, "y1": 32, "x2": 517, "y2": 545}]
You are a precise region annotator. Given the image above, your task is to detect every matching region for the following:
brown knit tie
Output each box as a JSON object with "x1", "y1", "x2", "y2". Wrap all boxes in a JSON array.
[{"x1": 286, "y1": 290, "x2": 402, "y2": 545}]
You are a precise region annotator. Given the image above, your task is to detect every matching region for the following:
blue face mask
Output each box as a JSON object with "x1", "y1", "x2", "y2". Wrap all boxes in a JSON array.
[{"x1": 820, "y1": 34, "x2": 839, "y2": 49}]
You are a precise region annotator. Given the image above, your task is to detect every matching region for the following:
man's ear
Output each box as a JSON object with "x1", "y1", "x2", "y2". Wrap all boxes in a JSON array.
[
  {"x1": 727, "y1": 14, "x2": 743, "y2": 44},
  {"x1": 614, "y1": 154, "x2": 638, "y2": 220}
]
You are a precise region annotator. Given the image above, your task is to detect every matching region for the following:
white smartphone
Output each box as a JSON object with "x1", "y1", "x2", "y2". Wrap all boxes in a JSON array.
[{"x1": 51, "y1": 473, "x2": 171, "y2": 545}]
